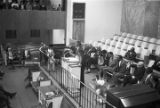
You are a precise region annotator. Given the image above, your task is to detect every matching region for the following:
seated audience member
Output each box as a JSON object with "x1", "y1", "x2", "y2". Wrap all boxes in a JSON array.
[
  {"x1": 152, "y1": 55, "x2": 160, "y2": 71},
  {"x1": 104, "y1": 52, "x2": 114, "y2": 66},
  {"x1": 11, "y1": 0, "x2": 19, "y2": 9},
  {"x1": 40, "y1": 4, "x2": 46, "y2": 10},
  {"x1": 86, "y1": 47, "x2": 98, "y2": 72},
  {"x1": 125, "y1": 47, "x2": 136, "y2": 61},
  {"x1": 25, "y1": 1, "x2": 32, "y2": 10},
  {"x1": 112, "y1": 55, "x2": 127, "y2": 86},
  {"x1": 19, "y1": 1, "x2": 24, "y2": 10},
  {"x1": 142, "y1": 67, "x2": 157, "y2": 88},
  {"x1": 126, "y1": 62, "x2": 145, "y2": 85},
  {"x1": 134, "y1": 61, "x2": 145, "y2": 82},
  {"x1": 8, "y1": 0, "x2": 12, "y2": 9},
  {"x1": 32, "y1": 1, "x2": 40, "y2": 10},
  {"x1": 57, "y1": 4, "x2": 62, "y2": 11}
]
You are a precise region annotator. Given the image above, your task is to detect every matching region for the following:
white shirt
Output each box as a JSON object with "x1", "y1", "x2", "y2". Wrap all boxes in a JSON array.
[{"x1": 119, "y1": 61, "x2": 121, "y2": 67}]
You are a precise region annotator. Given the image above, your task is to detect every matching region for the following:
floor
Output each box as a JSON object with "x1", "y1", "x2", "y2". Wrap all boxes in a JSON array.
[
  {"x1": 0, "y1": 66, "x2": 39, "y2": 108},
  {"x1": 0, "y1": 64, "x2": 94, "y2": 108}
]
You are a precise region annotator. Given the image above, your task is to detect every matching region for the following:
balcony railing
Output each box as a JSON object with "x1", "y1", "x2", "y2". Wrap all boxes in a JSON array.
[{"x1": 39, "y1": 49, "x2": 116, "y2": 108}]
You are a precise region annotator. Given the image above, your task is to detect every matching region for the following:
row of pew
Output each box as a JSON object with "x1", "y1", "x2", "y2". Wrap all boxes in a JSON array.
[{"x1": 88, "y1": 33, "x2": 160, "y2": 60}]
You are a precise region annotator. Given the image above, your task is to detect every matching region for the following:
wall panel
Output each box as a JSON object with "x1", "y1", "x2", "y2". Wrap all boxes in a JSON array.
[
  {"x1": 121, "y1": 0, "x2": 160, "y2": 38},
  {"x1": 143, "y1": 1, "x2": 159, "y2": 37},
  {"x1": 0, "y1": 10, "x2": 66, "y2": 44},
  {"x1": 121, "y1": 0, "x2": 145, "y2": 35}
]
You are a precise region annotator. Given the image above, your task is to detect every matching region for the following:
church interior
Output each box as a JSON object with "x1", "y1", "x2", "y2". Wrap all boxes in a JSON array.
[{"x1": 0, "y1": 0, "x2": 160, "y2": 108}]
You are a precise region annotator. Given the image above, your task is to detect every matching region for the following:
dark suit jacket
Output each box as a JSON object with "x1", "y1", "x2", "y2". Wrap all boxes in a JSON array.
[
  {"x1": 105, "y1": 58, "x2": 119, "y2": 72},
  {"x1": 134, "y1": 66, "x2": 145, "y2": 80},
  {"x1": 106, "y1": 59, "x2": 126, "y2": 74},
  {"x1": 152, "y1": 56, "x2": 160, "y2": 71},
  {"x1": 114, "y1": 59, "x2": 127, "y2": 74}
]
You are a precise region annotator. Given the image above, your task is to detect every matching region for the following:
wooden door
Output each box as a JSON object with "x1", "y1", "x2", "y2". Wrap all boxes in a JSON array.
[{"x1": 73, "y1": 20, "x2": 85, "y2": 42}]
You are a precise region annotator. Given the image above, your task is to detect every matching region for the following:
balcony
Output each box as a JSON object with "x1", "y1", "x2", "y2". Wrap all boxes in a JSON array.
[{"x1": 39, "y1": 48, "x2": 116, "y2": 108}]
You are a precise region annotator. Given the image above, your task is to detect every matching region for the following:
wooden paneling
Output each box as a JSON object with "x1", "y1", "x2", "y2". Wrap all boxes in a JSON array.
[
  {"x1": 73, "y1": 20, "x2": 85, "y2": 42},
  {"x1": 143, "y1": 1, "x2": 160, "y2": 37},
  {"x1": 0, "y1": 10, "x2": 66, "y2": 44},
  {"x1": 121, "y1": 0, "x2": 145, "y2": 35},
  {"x1": 121, "y1": 0, "x2": 160, "y2": 38}
]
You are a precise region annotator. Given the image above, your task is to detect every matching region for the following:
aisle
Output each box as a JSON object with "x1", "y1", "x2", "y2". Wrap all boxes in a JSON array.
[{"x1": 1, "y1": 66, "x2": 39, "y2": 108}]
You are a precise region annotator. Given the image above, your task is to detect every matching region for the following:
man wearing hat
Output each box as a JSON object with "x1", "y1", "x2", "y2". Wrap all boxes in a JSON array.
[{"x1": 128, "y1": 61, "x2": 145, "y2": 84}]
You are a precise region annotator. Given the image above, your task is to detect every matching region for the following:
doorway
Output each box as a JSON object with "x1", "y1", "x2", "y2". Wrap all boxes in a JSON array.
[{"x1": 72, "y1": 20, "x2": 85, "y2": 42}]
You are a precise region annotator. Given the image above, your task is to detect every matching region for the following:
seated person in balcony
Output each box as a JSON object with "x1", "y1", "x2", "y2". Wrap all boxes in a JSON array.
[
  {"x1": 134, "y1": 61, "x2": 145, "y2": 82},
  {"x1": 11, "y1": 0, "x2": 19, "y2": 10},
  {"x1": 98, "y1": 50, "x2": 107, "y2": 66},
  {"x1": 57, "y1": 4, "x2": 62, "y2": 11},
  {"x1": 112, "y1": 55, "x2": 127, "y2": 86},
  {"x1": 25, "y1": 1, "x2": 32, "y2": 10},
  {"x1": 102, "y1": 55, "x2": 119, "y2": 72},
  {"x1": 40, "y1": 4, "x2": 46, "y2": 10},
  {"x1": 8, "y1": 0, "x2": 12, "y2": 9},
  {"x1": 125, "y1": 47, "x2": 136, "y2": 61},
  {"x1": 19, "y1": 1, "x2": 24, "y2": 10},
  {"x1": 0, "y1": 1, "x2": 3, "y2": 9},
  {"x1": 32, "y1": 1, "x2": 40, "y2": 10},
  {"x1": 98, "y1": 50, "x2": 105, "y2": 66}
]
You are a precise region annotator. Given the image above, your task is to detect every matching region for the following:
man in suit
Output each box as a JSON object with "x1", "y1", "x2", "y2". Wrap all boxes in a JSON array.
[
  {"x1": 112, "y1": 55, "x2": 127, "y2": 86},
  {"x1": 152, "y1": 55, "x2": 160, "y2": 71}
]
